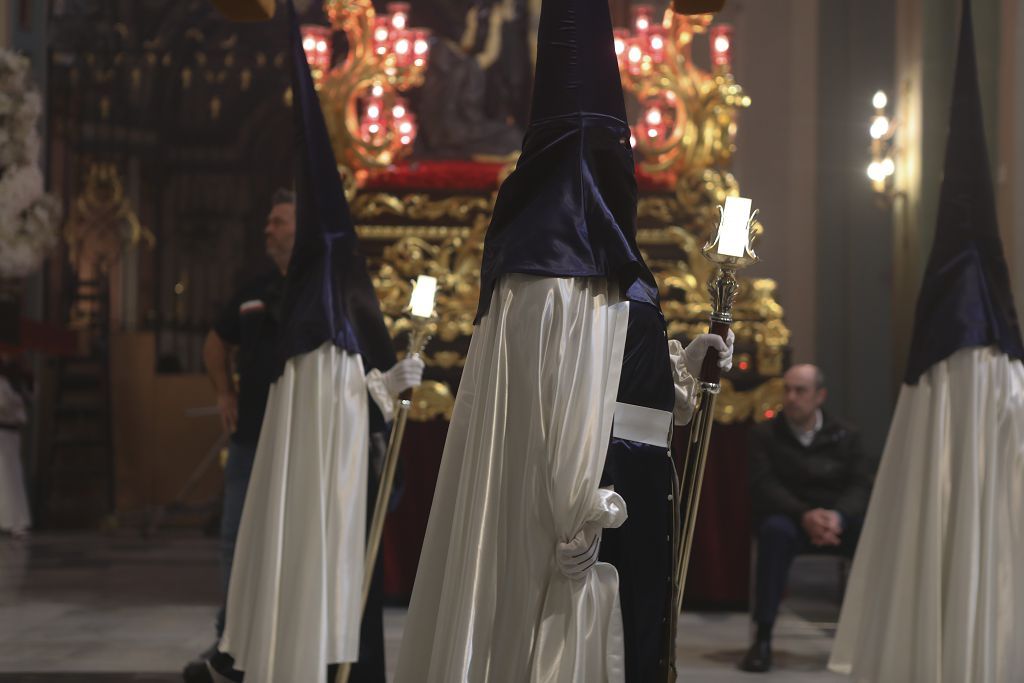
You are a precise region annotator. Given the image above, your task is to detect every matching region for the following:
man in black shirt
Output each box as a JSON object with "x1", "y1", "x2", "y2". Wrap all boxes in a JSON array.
[
  {"x1": 740, "y1": 364, "x2": 876, "y2": 673},
  {"x1": 202, "y1": 188, "x2": 294, "y2": 645}
]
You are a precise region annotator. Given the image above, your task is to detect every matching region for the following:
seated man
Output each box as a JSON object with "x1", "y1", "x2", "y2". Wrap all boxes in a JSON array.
[{"x1": 741, "y1": 364, "x2": 876, "y2": 673}]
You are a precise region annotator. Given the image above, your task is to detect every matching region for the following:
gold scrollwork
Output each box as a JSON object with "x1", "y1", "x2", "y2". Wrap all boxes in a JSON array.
[
  {"x1": 637, "y1": 197, "x2": 681, "y2": 224},
  {"x1": 320, "y1": 0, "x2": 429, "y2": 172},
  {"x1": 409, "y1": 380, "x2": 455, "y2": 422},
  {"x1": 715, "y1": 377, "x2": 784, "y2": 424},
  {"x1": 359, "y1": 186, "x2": 791, "y2": 423},
  {"x1": 622, "y1": 12, "x2": 751, "y2": 177},
  {"x1": 372, "y1": 217, "x2": 487, "y2": 346},
  {"x1": 351, "y1": 193, "x2": 491, "y2": 223},
  {"x1": 64, "y1": 162, "x2": 155, "y2": 272},
  {"x1": 358, "y1": 225, "x2": 472, "y2": 241}
]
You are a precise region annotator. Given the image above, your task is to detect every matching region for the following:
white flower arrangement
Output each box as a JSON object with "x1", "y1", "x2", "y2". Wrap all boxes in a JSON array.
[{"x1": 0, "y1": 48, "x2": 60, "y2": 279}]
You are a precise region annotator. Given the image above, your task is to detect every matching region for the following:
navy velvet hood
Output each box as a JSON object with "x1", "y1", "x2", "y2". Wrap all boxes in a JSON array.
[
  {"x1": 475, "y1": 0, "x2": 659, "y2": 321},
  {"x1": 904, "y1": 0, "x2": 1023, "y2": 384},
  {"x1": 276, "y1": 0, "x2": 397, "y2": 375}
]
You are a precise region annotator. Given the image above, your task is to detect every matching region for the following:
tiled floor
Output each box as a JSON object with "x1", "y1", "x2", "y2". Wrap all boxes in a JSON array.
[{"x1": 0, "y1": 532, "x2": 848, "y2": 682}]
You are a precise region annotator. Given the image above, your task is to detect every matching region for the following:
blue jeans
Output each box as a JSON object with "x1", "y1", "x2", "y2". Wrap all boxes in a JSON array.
[{"x1": 215, "y1": 439, "x2": 257, "y2": 638}]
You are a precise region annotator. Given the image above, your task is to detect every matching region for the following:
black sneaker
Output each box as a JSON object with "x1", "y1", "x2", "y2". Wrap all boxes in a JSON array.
[
  {"x1": 182, "y1": 659, "x2": 214, "y2": 683},
  {"x1": 739, "y1": 638, "x2": 772, "y2": 672},
  {"x1": 206, "y1": 651, "x2": 244, "y2": 683}
]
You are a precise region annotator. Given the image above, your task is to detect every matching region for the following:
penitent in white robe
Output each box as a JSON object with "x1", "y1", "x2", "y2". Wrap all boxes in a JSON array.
[
  {"x1": 394, "y1": 274, "x2": 632, "y2": 683},
  {"x1": 0, "y1": 377, "x2": 30, "y2": 535},
  {"x1": 829, "y1": 347, "x2": 1024, "y2": 682},
  {"x1": 219, "y1": 342, "x2": 371, "y2": 683}
]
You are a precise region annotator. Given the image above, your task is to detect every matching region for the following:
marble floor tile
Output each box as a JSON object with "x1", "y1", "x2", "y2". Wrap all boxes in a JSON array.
[{"x1": 1, "y1": 533, "x2": 849, "y2": 682}]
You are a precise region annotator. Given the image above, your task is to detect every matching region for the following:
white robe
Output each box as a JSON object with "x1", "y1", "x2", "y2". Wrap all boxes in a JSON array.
[
  {"x1": 220, "y1": 342, "x2": 369, "y2": 682},
  {"x1": 0, "y1": 377, "x2": 30, "y2": 535},
  {"x1": 829, "y1": 346, "x2": 1024, "y2": 682},
  {"x1": 394, "y1": 274, "x2": 631, "y2": 683}
]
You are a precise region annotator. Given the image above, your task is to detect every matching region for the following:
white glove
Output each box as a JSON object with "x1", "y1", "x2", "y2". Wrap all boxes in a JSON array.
[
  {"x1": 382, "y1": 356, "x2": 425, "y2": 397},
  {"x1": 556, "y1": 522, "x2": 602, "y2": 581},
  {"x1": 682, "y1": 329, "x2": 735, "y2": 378},
  {"x1": 668, "y1": 340, "x2": 697, "y2": 425}
]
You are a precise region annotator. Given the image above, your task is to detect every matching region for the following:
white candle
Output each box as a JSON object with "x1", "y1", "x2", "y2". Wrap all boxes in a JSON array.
[
  {"x1": 717, "y1": 196, "x2": 752, "y2": 258},
  {"x1": 409, "y1": 275, "x2": 438, "y2": 318}
]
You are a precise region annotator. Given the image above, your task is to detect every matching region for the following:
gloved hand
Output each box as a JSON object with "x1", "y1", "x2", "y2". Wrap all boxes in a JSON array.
[
  {"x1": 382, "y1": 356, "x2": 426, "y2": 397},
  {"x1": 682, "y1": 329, "x2": 735, "y2": 378},
  {"x1": 556, "y1": 522, "x2": 602, "y2": 581}
]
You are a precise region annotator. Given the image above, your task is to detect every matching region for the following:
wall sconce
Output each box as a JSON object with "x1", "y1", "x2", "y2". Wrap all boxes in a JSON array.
[{"x1": 867, "y1": 90, "x2": 896, "y2": 195}]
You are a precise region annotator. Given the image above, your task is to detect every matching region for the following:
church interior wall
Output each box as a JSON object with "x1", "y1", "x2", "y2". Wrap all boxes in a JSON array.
[
  {"x1": 724, "y1": 0, "x2": 820, "y2": 371},
  {"x1": 812, "y1": 0, "x2": 896, "y2": 460}
]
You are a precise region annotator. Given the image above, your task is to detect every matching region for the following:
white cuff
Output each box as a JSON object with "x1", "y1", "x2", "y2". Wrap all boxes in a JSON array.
[
  {"x1": 668, "y1": 339, "x2": 697, "y2": 426},
  {"x1": 364, "y1": 369, "x2": 395, "y2": 423},
  {"x1": 555, "y1": 489, "x2": 628, "y2": 581},
  {"x1": 613, "y1": 402, "x2": 673, "y2": 448}
]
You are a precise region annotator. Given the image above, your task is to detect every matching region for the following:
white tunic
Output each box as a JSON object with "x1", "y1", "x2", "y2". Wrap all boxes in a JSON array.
[
  {"x1": 829, "y1": 347, "x2": 1024, "y2": 682},
  {"x1": 394, "y1": 274, "x2": 631, "y2": 683},
  {"x1": 220, "y1": 342, "x2": 369, "y2": 682},
  {"x1": 0, "y1": 377, "x2": 30, "y2": 535}
]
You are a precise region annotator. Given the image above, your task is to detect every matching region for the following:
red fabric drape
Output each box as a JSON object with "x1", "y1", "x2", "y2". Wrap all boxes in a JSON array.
[
  {"x1": 0, "y1": 318, "x2": 77, "y2": 357},
  {"x1": 380, "y1": 419, "x2": 450, "y2": 599}
]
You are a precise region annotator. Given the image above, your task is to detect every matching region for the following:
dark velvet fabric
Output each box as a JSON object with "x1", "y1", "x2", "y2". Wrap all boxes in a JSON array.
[
  {"x1": 528, "y1": 0, "x2": 627, "y2": 123},
  {"x1": 599, "y1": 302, "x2": 676, "y2": 681},
  {"x1": 277, "y1": 1, "x2": 396, "y2": 377},
  {"x1": 904, "y1": 0, "x2": 1023, "y2": 384},
  {"x1": 475, "y1": 0, "x2": 659, "y2": 321}
]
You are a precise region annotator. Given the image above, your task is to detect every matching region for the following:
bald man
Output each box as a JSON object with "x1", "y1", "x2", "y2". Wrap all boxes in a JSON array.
[{"x1": 741, "y1": 364, "x2": 876, "y2": 673}]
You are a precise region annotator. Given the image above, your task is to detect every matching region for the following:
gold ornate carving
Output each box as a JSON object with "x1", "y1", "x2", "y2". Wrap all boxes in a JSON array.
[
  {"x1": 409, "y1": 380, "x2": 455, "y2": 422},
  {"x1": 63, "y1": 163, "x2": 155, "y2": 330},
  {"x1": 359, "y1": 194, "x2": 789, "y2": 423},
  {"x1": 372, "y1": 215, "x2": 487, "y2": 346},
  {"x1": 351, "y1": 193, "x2": 491, "y2": 223},
  {"x1": 715, "y1": 378, "x2": 783, "y2": 424},
  {"x1": 64, "y1": 163, "x2": 154, "y2": 274},
  {"x1": 358, "y1": 225, "x2": 472, "y2": 241},
  {"x1": 320, "y1": 0, "x2": 429, "y2": 176},
  {"x1": 637, "y1": 197, "x2": 681, "y2": 223},
  {"x1": 622, "y1": 12, "x2": 751, "y2": 177}
]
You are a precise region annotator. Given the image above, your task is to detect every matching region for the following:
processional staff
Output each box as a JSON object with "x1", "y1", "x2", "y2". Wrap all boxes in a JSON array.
[
  {"x1": 667, "y1": 197, "x2": 761, "y2": 681},
  {"x1": 336, "y1": 275, "x2": 437, "y2": 683}
]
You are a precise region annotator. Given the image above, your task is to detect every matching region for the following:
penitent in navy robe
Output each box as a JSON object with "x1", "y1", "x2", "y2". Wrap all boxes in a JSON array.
[{"x1": 601, "y1": 299, "x2": 677, "y2": 682}]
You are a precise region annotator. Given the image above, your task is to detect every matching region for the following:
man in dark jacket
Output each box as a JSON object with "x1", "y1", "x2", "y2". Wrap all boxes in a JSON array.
[{"x1": 740, "y1": 364, "x2": 876, "y2": 673}]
